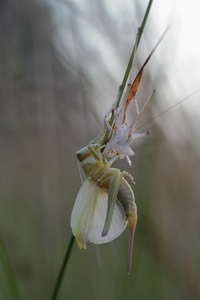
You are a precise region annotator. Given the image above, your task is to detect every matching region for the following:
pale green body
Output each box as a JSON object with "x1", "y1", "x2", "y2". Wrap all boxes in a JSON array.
[
  {"x1": 76, "y1": 134, "x2": 137, "y2": 238},
  {"x1": 71, "y1": 133, "x2": 137, "y2": 273}
]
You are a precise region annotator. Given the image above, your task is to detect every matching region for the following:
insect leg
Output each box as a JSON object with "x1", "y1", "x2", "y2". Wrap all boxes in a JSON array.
[
  {"x1": 134, "y1": 98, "x2": 140, "y2": 115},
  {"x1": 129, "y1": 89, "x2": 155, "y2": 134},
  {"x1": 118, "y1": 177, "x2": 137, "y2": 274},
  {"x1": 103, "y1": 87, "x2": 122, "y2": 131},
  {"x1": 101, "y1": 170, "x2": 123, "y2": 237},
  {"x1": 88, "y1": 145, "x2": 102, "y2": 161}
]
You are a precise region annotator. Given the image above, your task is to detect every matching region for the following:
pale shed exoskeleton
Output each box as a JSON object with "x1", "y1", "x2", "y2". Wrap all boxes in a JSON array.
[
  {"x1": 104, "y1": 89, "x2": 155, "y2": 166},
  {"x1": 103, "y1": 32, "x2": 168, "y2": 165}
]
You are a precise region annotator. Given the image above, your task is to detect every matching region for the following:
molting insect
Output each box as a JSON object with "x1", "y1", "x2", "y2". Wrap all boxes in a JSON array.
[
  {"x1": 71, "y1": 31, "x2": 167, "y2": 273},
  {"x1": 71, "y1": 134, "x2": 137, "y2": 273}
]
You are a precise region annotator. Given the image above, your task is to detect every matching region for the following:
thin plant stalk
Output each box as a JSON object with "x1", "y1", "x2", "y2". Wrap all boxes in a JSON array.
[
  {"x1": 51, "y1": 235, "x2": 75, "y2": 300},
  {"x1": 0, "y1": 235, "x2": 23, "y2": 300},
  {"x1": 50, "y1": 1, "x2": 154, "y2": 299},
  {"x1": 102, "y1": 0, "x2": 154, "y2": 145}
]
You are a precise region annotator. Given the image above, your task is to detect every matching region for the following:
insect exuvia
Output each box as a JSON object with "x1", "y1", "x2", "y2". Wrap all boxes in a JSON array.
[{"x1": 70, "y1": 31, "x2": 167, "y2": 274}]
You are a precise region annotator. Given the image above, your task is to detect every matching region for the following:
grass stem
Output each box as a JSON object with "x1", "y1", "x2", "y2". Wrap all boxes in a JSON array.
[
  {"x1": 102, "y1": 0, "x2": 154, "y2": 145},
  {"x1": 0, "y1": 235, "x2": 23, "y2": 300},
  {"x1": 51, "y1": 235, "x2": 75, "y2": 300}
]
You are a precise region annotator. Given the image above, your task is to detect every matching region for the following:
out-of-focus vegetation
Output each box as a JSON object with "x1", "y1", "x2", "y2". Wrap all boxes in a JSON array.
[{"x1": 0, "y1": 1, "x2": 200, "y2": 300}]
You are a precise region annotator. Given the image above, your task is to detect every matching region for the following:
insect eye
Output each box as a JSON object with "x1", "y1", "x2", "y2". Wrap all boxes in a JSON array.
[{"x1": 76, "y1": 147, "x2": 90, "y2": 161}]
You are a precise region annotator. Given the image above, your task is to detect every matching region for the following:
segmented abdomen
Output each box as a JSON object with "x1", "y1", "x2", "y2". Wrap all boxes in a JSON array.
[{"x1": 117, "y1": 178, "x2": 136, "y2": 216}]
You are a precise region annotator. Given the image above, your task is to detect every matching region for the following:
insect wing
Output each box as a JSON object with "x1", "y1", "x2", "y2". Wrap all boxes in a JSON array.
[{"x1": 70, "y1": 178, "x2": 127, "y2": 249}]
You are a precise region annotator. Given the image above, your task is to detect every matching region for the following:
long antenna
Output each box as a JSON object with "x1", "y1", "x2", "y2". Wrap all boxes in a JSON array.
[{"x1": 135, "y1": 90, "x2": 200, "y2": 131}]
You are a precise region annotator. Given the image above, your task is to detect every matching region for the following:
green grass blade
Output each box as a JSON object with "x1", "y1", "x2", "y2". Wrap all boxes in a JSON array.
[
  {"x1": 0, "y1": 236, "x2": 23, "y2": 300},
  {"x1": 102, "y1": 0, "x2": 154, "y2": 145},
  {"x1": 51, "y1": 235, "x2": 75, "y2": 300}
]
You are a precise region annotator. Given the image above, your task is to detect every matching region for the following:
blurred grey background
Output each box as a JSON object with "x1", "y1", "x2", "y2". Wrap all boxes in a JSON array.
[{"x1": 0, "y1": 0, "x2": 200, "y2": 300}]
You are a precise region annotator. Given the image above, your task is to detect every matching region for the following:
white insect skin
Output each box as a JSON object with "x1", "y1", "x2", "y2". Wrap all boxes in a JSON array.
[{"x1": 103, "y1": 90, "x2": 155, "y2": 165}]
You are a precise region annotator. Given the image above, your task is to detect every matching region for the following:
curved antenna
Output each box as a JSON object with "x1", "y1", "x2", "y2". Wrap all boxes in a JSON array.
[{"x1": 135, "y1": 90, "x2": 200, "y2": 131}]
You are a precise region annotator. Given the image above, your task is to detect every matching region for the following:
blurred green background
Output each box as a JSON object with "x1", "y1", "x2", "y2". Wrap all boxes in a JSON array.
[{"x1": 1, "y1": 0, "x2": 200, "y2": 300}]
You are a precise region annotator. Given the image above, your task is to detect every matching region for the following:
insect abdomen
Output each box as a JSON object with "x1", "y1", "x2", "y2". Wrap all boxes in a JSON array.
[{"x1": 118, "y1": 178, "x2": 136, "y2": 215}]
